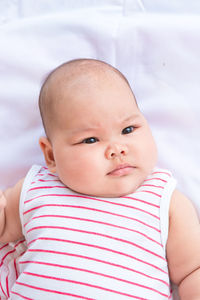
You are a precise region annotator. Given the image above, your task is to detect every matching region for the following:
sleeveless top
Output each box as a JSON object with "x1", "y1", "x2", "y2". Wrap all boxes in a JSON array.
[{"x1": 9, "y1": 165, "x2": 176, "y2": 299}]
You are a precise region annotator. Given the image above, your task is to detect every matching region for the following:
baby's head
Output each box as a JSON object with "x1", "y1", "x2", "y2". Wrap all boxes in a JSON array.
[{"x1": 39, "y1": 59, "x2": 157, "y2": 197}]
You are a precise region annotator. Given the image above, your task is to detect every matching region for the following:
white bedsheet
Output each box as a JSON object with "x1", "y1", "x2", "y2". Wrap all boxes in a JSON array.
[
  {"x1": 1, "y1": 3, "x2": 199, "y2": 210},
  {"x1": 0, "y1": 2, "x2": 200, "y2": 299}
]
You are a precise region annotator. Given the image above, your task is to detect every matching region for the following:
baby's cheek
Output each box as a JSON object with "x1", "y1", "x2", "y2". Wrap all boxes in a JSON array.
[
  {"x1": 68, "y1": 157, "x2": 94, "y2": 182},
  {"x1": 65, "y1": 147, "x2": 104, "y2": 186}
]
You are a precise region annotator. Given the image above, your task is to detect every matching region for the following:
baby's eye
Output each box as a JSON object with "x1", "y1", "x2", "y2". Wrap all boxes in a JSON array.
[
  {"x1": 122, "y1": 126, "x2": 134, "y2": 135},
  {"x1": 82, "y1": 137, "x2": 99, "y2": 144}
]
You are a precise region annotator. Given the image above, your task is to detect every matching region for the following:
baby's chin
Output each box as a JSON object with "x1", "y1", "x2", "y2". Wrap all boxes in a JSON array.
[
  {"x1": 68, "y1": 175, "x2": 143, "y2": 198},
  {"x1": 81, "y1": 185, "x2": 138, "y2": 199}
]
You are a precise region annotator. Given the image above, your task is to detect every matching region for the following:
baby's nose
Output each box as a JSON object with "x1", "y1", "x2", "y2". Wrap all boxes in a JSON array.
[{"x1": 105, "y1": 143, "x2": 128, "y2": 159}]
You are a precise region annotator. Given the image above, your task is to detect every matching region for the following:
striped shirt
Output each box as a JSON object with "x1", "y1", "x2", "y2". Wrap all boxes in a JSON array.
[{"x1": 4, "y1": 165, "x2": 176, "y2": 299}]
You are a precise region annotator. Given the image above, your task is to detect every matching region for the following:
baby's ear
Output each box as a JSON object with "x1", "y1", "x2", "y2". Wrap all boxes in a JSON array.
[{"x1": 39, "y1": 137, "x2": 56, "y2": 173}]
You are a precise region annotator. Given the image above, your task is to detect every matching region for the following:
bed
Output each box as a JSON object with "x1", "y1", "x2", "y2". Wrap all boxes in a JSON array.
[{"x1": 0, "y1": 1, "x2": 200, "y2": 299}]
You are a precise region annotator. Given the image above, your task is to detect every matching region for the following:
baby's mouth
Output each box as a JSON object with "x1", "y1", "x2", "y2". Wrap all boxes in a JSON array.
[{"x1": 107, "y1": 164, "x2": 135, "y2": 177}]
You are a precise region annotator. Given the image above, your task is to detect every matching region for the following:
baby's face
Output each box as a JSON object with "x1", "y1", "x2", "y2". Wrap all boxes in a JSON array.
[{"x1": 49, "y1": 73, "x2": 157, "y2": 197}]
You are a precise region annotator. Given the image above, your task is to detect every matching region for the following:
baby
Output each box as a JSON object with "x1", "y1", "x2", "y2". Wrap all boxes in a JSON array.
[{"x1": 0, "y1": 58, "x2": 200, "y2": 299}]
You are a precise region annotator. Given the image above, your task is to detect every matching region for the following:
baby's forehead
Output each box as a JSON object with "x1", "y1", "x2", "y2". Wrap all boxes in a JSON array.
[{"x1": 48, "y1": 60, "x2": 127, "y2": 94}]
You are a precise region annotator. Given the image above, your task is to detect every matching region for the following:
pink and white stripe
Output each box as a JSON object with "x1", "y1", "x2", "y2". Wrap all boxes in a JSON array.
[{"x1": 0, "y1": 165, "x2": 175, "y2": 299}]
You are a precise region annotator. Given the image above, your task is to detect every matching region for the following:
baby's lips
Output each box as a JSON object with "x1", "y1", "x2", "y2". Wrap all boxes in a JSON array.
[{"x1": 107, "y1": 164, "x2": 134, "y2": 176}]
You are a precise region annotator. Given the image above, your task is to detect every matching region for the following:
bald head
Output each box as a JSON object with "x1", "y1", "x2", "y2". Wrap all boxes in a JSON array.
[{"x1": 39, "y1": 58, "x2": 136, "y2": 138}]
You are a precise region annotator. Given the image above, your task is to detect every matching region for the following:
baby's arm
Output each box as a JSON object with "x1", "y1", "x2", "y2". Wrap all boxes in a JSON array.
[
  {"x1": 167, "y1": 190, "x2": 200, "y2": 299},
  {"x1": 0, "y1": 179, "x2": 24, "y2": 243}
]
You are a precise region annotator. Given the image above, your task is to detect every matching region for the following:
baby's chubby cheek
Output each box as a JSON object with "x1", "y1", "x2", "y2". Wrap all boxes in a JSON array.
[{"x1": 60, "y1": 155, "x2": 97, "y2": 186}]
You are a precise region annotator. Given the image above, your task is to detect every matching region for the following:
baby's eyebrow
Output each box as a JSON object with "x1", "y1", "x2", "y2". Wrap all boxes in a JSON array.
[
  {"x1": 70, "y1": 127, "x2": 99, "y2": 134},
  {"x1": 122, "y1": 114, "x2": 141, "y2": 123}
]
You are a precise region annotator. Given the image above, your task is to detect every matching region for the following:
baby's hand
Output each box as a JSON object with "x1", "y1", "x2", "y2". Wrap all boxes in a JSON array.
[
  {"x1": 0, "y1": 190, "x2": 6, "y2": 210},
  {"x1": 0, "y1": 183, "x2": 23, "y2": 242}
]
